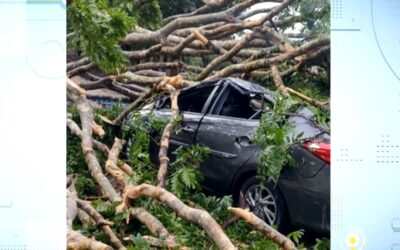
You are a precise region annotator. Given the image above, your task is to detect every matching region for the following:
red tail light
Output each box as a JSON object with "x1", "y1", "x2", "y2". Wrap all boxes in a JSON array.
[{"x1": 303, "y1": 141, "x2": 330, "y2": 164}]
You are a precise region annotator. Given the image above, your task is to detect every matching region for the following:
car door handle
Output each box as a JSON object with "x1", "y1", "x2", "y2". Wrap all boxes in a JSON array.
[
  {"x1": 234, "y1": 136, "x2": 252, "y2": 146},
  {"x1": 182, "y1": 126, "x2": 195, "y2": 133}
]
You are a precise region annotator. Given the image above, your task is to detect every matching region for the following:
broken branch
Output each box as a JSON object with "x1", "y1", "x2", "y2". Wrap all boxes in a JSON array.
[
  {"x1": 156, "y1": 82, "x2": 180, "y2": 188},
  {"x1": 228, "y1": 207, "x2": 297, "y2": 250},
  {"x1": 117, "y1": 184, "x2": 237, "y2": 250}
]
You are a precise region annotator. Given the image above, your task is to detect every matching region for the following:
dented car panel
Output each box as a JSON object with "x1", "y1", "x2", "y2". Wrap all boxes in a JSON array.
[{"x1": 195, "y1": 115, "x2": 259, "y2": 194}]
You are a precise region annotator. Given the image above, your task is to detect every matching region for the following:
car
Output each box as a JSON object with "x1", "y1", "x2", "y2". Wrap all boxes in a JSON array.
[{"x1": 126, "y1": 77, "x2": 330, "y2": 234}]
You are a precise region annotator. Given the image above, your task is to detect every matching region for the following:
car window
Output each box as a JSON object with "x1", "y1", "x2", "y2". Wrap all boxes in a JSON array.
[
  {"x1": 180, "y1": 85, "x2": 215, "y2": 113},
  {"x1": 217, "y1": 87, "x2": 265, "y2": 119},
  {"x1": 157, "y1": 85, "x2": 215, "y2": 113}
]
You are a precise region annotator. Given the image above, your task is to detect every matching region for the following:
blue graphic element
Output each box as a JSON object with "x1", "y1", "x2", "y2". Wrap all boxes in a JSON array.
[
  {"x1": 332, "y1": 0, "x2": 400, "y2": 249},
  {"x1": 331, "y1": 0, "x2": 361, "y2": 31},
  {"x1": 0, "y1": 1, "x2": 65, "y2": 248},
  {"x1": 371, "y1": 0, "x2": 400, "y2": 81}
]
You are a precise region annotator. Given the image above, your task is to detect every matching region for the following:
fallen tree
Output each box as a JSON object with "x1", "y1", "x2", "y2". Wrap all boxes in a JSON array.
[
  {"x1": 67, "y1": 0, "x2": 330, "y2": 111},
  {"x1": 67, "y1": 0, "x2": 330, "y2": 248}
]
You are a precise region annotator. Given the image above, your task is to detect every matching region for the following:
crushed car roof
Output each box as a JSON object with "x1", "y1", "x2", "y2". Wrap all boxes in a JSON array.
[
  {"x1": 222, "y1": 77, "x2": 266, "y2": 94},
  {"x1": 194, "y1": 77, "x2": 275, "y2": 97}
]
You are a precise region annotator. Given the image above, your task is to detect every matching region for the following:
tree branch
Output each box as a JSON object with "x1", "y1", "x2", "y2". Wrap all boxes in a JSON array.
[
  {"x1": 208, "y1": 37, "x2": 330, "y2": 80},
  {"x1": 117, "y1": 184, "x2": 237, "y2": 250},
  {"x1": 157, "y1": 84, "x2": 180, "y2": 188},
  {"x1": 228, "y1": 207, "x2": 296, "y2": 250},
  {"x1": 67, "y1": 78, "x2": 122, "y2": 202}
]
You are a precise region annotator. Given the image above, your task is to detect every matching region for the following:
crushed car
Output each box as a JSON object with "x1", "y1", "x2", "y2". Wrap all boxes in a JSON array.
[{"x1": 124, "y1": 77, "x2": 330, "y2": 234}]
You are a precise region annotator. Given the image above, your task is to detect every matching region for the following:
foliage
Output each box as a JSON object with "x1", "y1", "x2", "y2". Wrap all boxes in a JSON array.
[
  {"x1": 66, "y1": 0, "x2": 332, "y2": 246},
  {"x1": 253, "y1": 95, "x2": 303, "y2": 183},
  {"x1": 111, "y1": 0, "x2": 162, "y2": 30},
  {"x1": 158, "y1": 0, "x2": 203, "y2": 18},
  {"x1": 67, "y1": 106, "x2": 99, "y2": 198},
  {"x1": 127, "y1": 234, "x2": 151, "y2": 249},
  {"x1": 254, "y1": 66, "x2": 330, "y2": 131},
  {"x1": 68, "y1": 103, "x2": 329, "y2": 249},
  {"x1": 284, "y1": 69, "x2": 330, "y2": 131},
  {"x1": 121, "y1": 111, "x2": 166, "y2": 185},
  {"x1": 68, "y1": 0, "x2": 163, "y2": 73},
  {"x1": 169, "y1": 145, "x2": 210, "y2": 198},
  {"x1": 312, "y1": 238, "x2": 330, "y2": 250},
  {"x1": 297, "y1": 0, "x2": 330, "y2": 38},
  {"x1": 279, "y1": 0, "x2": 330, "y2": 38},
  {"x1": 68, "y1": 0, "x2": 136, "y2": 74},
  {"x1": 287, "y1": 229, "x2": 305, "y2": 246}
]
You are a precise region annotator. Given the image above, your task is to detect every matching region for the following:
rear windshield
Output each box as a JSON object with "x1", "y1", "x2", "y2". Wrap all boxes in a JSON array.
[{"x1": 288, "y1": 107, "x2": 330, "y2": 142}]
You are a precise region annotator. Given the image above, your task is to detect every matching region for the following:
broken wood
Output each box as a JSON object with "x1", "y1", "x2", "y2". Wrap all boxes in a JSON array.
[
  {"x1": 197, "y1": 31, "x2": 256, "y2": 80},
  {"x1": 228, "y1": 207, "x2": 297, "y2": 250},
  {"x1": 286, "y1": 87, "x2": 329, "y2": 110},
  {"x1": 157, "y1": 84, "x2": 180, "y2": 188},
  {"x1": 67, "y1": 118, "x2": 110, "y2": 154},
  {"x1": 118, "y1": 161, "x2": 134, "y2": 176},
  {"x1": 141, "y1": 235, "x2": 177, "y2": 249},
  {"x1": 67, "y1": 77, "x2": 85, "y2": 95},
  {"x1": 117, "y1": 184, "x2": 237, "y2": 250},
  {"x1": 105, "y1": 138, "x2": 129, "y2": 186},
  {"x1": 67, "y1": 78, "x2": 122, "y2": 202},
  {"x1": 76, "y1": 208, "x2": 95, "y2": 225},
  {"x1": 208, "y1": 37, "x2": 330, "y2": 80},
  {"x1": 76, "y1": 198, "x2": 126, "y2": 250},
  {"x1": 67, "y1": 0, "x2": 331, "y2": 247},
  {"x1": 92, "y1": 121, "x2": 105, "y2": 138},
  {"x1": 130, "y1": 207, "x2": 177, "y2": 247},
  {"x1": 67, "y1": 190, "x2": 112, "y2": 250},
  {"x1": 112, "y1": 92, "x2": 150, "y2": 125},
  {"x1": 271, "y1": 65, "x2": 289, "y2": 95}
]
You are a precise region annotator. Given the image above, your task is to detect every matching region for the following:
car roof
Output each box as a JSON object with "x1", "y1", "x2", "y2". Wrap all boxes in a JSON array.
[
  {"x1": 223, "y1": 77, "x2": 266, "y2": 94},
  {"x1": 187, "y1": 77, "x2": 276, "y2": 103},
  {"x1": 188, "y1": 77, "x2": 275, "y2": 95}
]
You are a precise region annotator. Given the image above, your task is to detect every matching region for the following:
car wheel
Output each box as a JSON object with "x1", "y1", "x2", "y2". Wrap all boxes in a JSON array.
[{"x1": 239, "y1": 176, "x2": 288, "y2": 231}]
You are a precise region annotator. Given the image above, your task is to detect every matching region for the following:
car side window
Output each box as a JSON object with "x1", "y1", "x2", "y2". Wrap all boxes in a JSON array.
[
  {"x1": 217, "y1": 87, "x2": 263, "y2": 119},
  {"x1": 158, "y1": 85, "x2": 215, "y2": 113}
]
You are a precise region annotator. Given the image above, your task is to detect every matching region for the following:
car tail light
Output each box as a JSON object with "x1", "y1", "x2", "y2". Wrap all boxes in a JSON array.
[{"x1": 303, "y1": 141, "x2": 330, "y2": 164}]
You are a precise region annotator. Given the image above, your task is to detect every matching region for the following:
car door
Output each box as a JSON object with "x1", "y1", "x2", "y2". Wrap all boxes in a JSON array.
[
  {"x1": 150, "y1": 84, "x2": 219, "y2": 163},
  {"x1": 195, "y1": 85, "x2": 262, "y2": 194}
]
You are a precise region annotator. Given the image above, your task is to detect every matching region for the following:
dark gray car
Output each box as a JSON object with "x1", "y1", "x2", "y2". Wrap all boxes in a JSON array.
[{"x1": 128, "y1": 77, "x2": 330, "y2": 234}]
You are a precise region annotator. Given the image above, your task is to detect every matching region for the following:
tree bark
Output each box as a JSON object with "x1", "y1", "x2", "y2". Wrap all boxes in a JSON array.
[
  {"x1": 228, "y1": 207, "x2": 297, "y2": 250},
  {"x1": 105, "y1": 138, "x2": 129, "y2": 186},
  {"x1": 76, "y1": 198, "x2": 126, "y2": 250},
  {"x1": 130, "y1": 207, "x2": 177, "y2": 247},
  {"x1": 67, "y1": 118, "x2": 110, "y2": 155},
  {"x1": 271, "y1": 65, "x2": 289, "y2": 95},
  {"x1": 67, "y1": 78, "x2": 122, "y2": 202},
  {"x1": 197, "y1": 31, "x2": 256, "y2": 80},
  {"x1": 112, "y1": 91, "x2": 150, "y2": 125},
  {"x1": 67, "y1": 191, "x2": 113, "y2": 250},
  {"x1": 157, "y1": 84, "x2": 179, "y2": 188},
  {"x1": 124, "y1": 0, "x2": 258, "y2": 47},
  {"x1": 208, "y1": 37, "x2": 330, "y2": 80},
  {"x1": 117, "y1": 184, "x2": 237, "y2": 250}
]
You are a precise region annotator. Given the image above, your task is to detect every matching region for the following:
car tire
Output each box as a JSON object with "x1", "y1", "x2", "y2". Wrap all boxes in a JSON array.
[{"x1": 239, "y1": 176, "x2": 289, "y2": 232}]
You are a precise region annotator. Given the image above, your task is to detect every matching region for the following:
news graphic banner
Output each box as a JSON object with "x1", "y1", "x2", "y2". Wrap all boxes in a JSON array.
[
  {"x1": 0, "y1": 0, "x2": 65, "y2": 249},
  {"x1": 331, "y1": 0, "x2": 400, "y2": 249}
]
